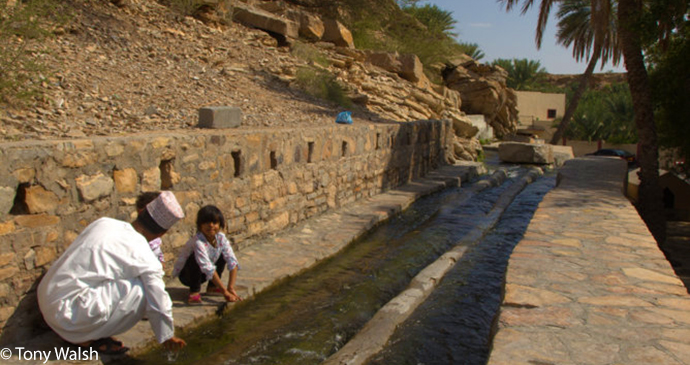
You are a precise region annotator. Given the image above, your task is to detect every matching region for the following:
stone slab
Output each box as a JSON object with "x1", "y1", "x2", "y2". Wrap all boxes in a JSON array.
[{"x1": 197, "y1": 106, "x2": 242, "y2": 129}]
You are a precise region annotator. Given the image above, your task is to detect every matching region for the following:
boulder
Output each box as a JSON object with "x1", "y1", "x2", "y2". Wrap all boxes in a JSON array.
[
  {"x1": 366, "y1": 51, "x2": 402, "y2": 74},
  {"x1": 398, "y1": 54, "x2": 428, "y2": 87},
  {"x1": 498, "y1": 142, "x2": 554, "y2": 164},
  {"x1": 321, "y1": 18, "x2": 354, "y2": 48},
  {"x1": 233, "y1": 5, "x2": 299, "y2": 40},
  {"x1": 552, "y1": 145, "x2": 575, "y2": 167},
  {"x1": 443, "y1": 61, "x2": 518, "y2": 138},
  {"x1": 445, "y1": 112, "x2": 479, "y2": 138},
  {"x1": 298, "y1": 12, "x2": 325, "y2": 40}
]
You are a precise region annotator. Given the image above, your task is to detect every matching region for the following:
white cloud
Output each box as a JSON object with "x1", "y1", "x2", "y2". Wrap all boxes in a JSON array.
[{"x1": 469, "y1": 23, "x2": 492, "y2": 28}]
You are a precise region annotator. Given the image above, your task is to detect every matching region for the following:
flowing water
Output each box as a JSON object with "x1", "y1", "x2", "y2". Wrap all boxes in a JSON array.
[
  {"x1": 367, "y1": 174, "x2": 556, "y2": 365},
  {"x1": 126, "y1": 165, "x2": 554, "y2": 365}
]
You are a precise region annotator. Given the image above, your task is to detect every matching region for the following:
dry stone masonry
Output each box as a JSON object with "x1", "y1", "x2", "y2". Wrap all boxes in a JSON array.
[{"x1": 0, "y1": 119, "x2": 453, "y2": 344}]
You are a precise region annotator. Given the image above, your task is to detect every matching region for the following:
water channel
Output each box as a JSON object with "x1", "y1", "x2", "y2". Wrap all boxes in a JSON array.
[{"x1": 126, "y1": 163, "x2": 555, "y2": 365}]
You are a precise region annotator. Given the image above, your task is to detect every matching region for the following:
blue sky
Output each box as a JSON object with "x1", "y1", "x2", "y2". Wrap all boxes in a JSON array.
[{"x1": 424, "y1": 0, "x2": 626, "y2": 74}]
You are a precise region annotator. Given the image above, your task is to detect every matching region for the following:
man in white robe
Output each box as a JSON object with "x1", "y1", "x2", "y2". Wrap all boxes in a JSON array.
[{"x1": 37, "y1": 191, "x2": 187, "y2": 353}]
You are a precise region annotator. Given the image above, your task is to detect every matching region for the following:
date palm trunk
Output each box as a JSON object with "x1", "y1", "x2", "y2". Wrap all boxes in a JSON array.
[
  {"x1": 617, "y1": 0, "x2": 666, "y2": 243},
  {"x1": 549, "y1": 50, "x2": 600, "y2": 145}
]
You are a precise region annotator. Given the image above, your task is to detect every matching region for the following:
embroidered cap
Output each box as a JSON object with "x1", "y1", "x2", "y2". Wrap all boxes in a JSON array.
[{"x1": 145, "y1": 191, "x2": 184, "y2": 230}]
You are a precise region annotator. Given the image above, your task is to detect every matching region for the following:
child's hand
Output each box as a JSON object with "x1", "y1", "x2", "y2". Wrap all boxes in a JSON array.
[{"x1": 223, "y1": 288, "x2": 242, "y2": 302}]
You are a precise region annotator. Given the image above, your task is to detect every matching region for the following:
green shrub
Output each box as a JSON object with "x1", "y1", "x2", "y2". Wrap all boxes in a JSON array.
[
  {"x1": 291, "y1": 41, "x2": 330, "y2": 68},
  {"x1": 294, "y1": 67, "x2": 351, "y2": 108},
  {"x1": 0, "y1": 0, "x2": 67, "y2": 105},
  {"x1": 165, "y1": 0, "x2": 204, "y2": 17}
]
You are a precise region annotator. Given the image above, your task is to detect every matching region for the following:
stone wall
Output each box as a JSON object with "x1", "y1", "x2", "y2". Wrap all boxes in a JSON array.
[{"x1": 0, "y1": 120, "x2": 453, "y2": 343}]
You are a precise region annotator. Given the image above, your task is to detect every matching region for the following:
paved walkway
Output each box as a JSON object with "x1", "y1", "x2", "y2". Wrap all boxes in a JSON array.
[
  {"x1": 7, "y1": 163, "x2": 484, "y2": 364},
  {"x1": 488, "y1": 157, "x2": 690, "y2": 365}
]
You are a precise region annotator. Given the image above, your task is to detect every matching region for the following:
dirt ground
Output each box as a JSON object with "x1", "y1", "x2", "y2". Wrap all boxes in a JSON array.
[{"x1": 1, "y1": 0, "x2": 377, "y2": 142}]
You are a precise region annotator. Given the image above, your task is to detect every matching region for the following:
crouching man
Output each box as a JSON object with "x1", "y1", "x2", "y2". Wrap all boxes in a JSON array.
[{"x1": 37, "y1": 191, "x2": 187, "y2": 355}]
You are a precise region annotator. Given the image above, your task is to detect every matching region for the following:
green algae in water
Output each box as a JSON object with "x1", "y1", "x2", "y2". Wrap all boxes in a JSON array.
[{"x1": 126, "y1": 172, "x2": 526, "y2": 365}]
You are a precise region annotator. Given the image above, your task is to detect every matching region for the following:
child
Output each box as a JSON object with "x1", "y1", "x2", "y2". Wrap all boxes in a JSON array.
[
  {"x1": 172, "y1": 205, "x2": 242, "y2": 304},
  {"x1": 136, "y1": 192, "x2": 166, "y2": 264}
]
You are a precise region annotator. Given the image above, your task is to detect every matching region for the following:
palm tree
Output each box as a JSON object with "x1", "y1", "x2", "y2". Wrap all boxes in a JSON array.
[
  {"x1": 617, "y1": 0, "x2": 666, "y2": 242},
  {"x1": 491, "y1": 58, "x2": 547, "y2": 90},
  {"x1": 549, "y1": 0, "x2": 621, "y2": 145},
  {"x1": 459, "y1": 42, "x2": 486, "y2": 60},
  {"x1": 402, "y1": 3, "x2": 457, "y2": 37},
  {"x1": 500, "y1": 0, "x2": 668, "y2": 242}
]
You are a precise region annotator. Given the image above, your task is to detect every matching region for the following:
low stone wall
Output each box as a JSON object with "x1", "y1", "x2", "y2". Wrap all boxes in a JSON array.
[
  {"x1": 0, "y1": 120, "x2": 453, "y2": 343},
  {"x1": 488, "y1": 157, "x2": 690, "y2": 364}
]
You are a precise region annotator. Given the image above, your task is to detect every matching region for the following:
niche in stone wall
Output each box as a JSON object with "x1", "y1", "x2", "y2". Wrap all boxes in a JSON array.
[
  {"x1": 231, "y1": 150, "x2": 242, "y2": 177},
  {"x1": 376, "y1": 133, "x2": 381, "y2": 150},
  {"x1": 270, "y1": 151, "x2": 278, "y2": 170},
  {"x1": 159, "y1": 159, "x2": 176, "y2": 190},
  {"x1": 341, "y1": 141, "x2": 348, "y2": 157},
  {"x1": 9, "y1": 183, "x2": 30, "y2": 215},
  {"x1": 308, "y1": 142, "x2": 314, "y2": 163}
]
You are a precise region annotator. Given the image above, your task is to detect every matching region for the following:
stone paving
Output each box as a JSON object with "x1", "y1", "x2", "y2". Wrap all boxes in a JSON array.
[
  {"x1": 4, "y1": 163, "x2": 483, "y2": 364},
  {"x1": 488, "y1": 157, "x2": 690, "y2": 365}
]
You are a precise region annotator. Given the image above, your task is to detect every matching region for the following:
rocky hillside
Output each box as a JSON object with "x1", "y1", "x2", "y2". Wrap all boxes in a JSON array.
[
  {"x1": 545, "y1": 72, "x2": 627, "y2": 90},
  {"x1": 0, "y1": 0, "x2": 520, "y2": 162}
]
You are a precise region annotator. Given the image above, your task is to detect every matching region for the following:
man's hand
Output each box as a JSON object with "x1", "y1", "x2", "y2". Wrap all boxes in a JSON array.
[{"x1": 163, "y1": 336, "x2": 187, "y2": 351}]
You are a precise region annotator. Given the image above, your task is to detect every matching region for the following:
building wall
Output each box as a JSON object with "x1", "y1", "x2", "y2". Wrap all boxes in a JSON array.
[
  {"x1": 515, "y1": 91, "x2": 566, "y2": 129},
  {"x1": 0, "y1": 120, "x2": 453, "y2": 343}
]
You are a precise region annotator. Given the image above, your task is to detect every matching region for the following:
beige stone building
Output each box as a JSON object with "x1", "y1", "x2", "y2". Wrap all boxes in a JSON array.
[{"x1": 515, "y1": 91, "x2": 566, "y2": 134}]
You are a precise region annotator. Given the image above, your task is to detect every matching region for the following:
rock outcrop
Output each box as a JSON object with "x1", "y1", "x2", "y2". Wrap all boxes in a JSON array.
[{"x1": 442, "y1": 55, "x2": 519, "y2": 138}]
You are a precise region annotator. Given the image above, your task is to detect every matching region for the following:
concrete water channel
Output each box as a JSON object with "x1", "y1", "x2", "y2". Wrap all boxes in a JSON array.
[{"x1": 123, "y1": 158, "x2": 555, "y2": 365}]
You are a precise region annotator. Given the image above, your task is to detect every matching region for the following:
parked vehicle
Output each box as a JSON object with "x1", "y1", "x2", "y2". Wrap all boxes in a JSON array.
[{"x1": 586, "y1": 149, "x2": 637, "y2": 166}]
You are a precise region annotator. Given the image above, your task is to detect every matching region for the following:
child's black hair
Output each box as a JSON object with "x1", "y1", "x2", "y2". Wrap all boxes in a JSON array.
[
  {"x1": 196, "y1": 205, "x2": 226, "y2": 231},
  {"x1": 136, "y1": 191, "x2": 161, "y2": 211}
]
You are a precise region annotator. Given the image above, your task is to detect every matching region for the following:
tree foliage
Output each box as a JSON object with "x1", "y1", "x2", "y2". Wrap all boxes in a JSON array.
[
  {"x1": 402, "y1": 3, "x2": 457, "y2": 37},
  {"x1": 563, "y1": 83, "x2": 636, "y2": 143},
  {"x1": 491, "y1": 58, "x2": 547, "y2": 90},
  {"x1": 457, "y1": 42, "x2": 485, "y2": 60},
  {"x1": 649, "y1": 18, "x2": 690, "y2": 174}
]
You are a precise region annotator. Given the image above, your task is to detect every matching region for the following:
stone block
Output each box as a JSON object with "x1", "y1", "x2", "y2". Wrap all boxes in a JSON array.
[
  {"x1": 104, "y1": 142, "x2": 125, "y2": 157},
  {"x1": 76, "y1": 173, "x2": 114, "y2": 202},
  {"x1": 198, "y1": 107, "x2": 242, "y2": 129},
  {"x1": 114, "y1": 168, "x2": 138, "y2": 193},
  {"x1": 14, "y1": 214, "x2": 60, "y2": 229},
  {"x1": 141, "y1": 167, "x2": 161, "y2": 192},
  {"x1": 0, "y1": 253, "x2": 15, "y2": 267},
  {"x1": 12, "y1": 168, "x2": 35, "y2": 184},
  {"x1": 322, "y1": 18, "x2": 354, "y2": 48},
  {"x1": 399, "y1": 53, "x2": 429, "y2": 87},
  {"x1": 0, "y1": 266, "x2": 19, "y2": 281},
  {"x1": 0, "y1": 187, "x2": 14, "y2": 216},
  {"x1": 0, "y1": 221, "x2": 15, "y2": 236},
  {"x1": 23, "y1": 249, "x2": 35, "y2": 270},
  {"x1": 233, "y1": 5, "x2": 299, "y2": 39},
  {"x1": 24, "y1": 185, "x2": 59, "y2": 214},
  {"x1": 35, "y1": 246, "x2": 57, "y2": 267},
  {"x1": 299, "y1": 12, "x2": 325, "y2": 40},
  {"x1": 498, "y1": 142, "x2": 554, "y2": 164}
]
